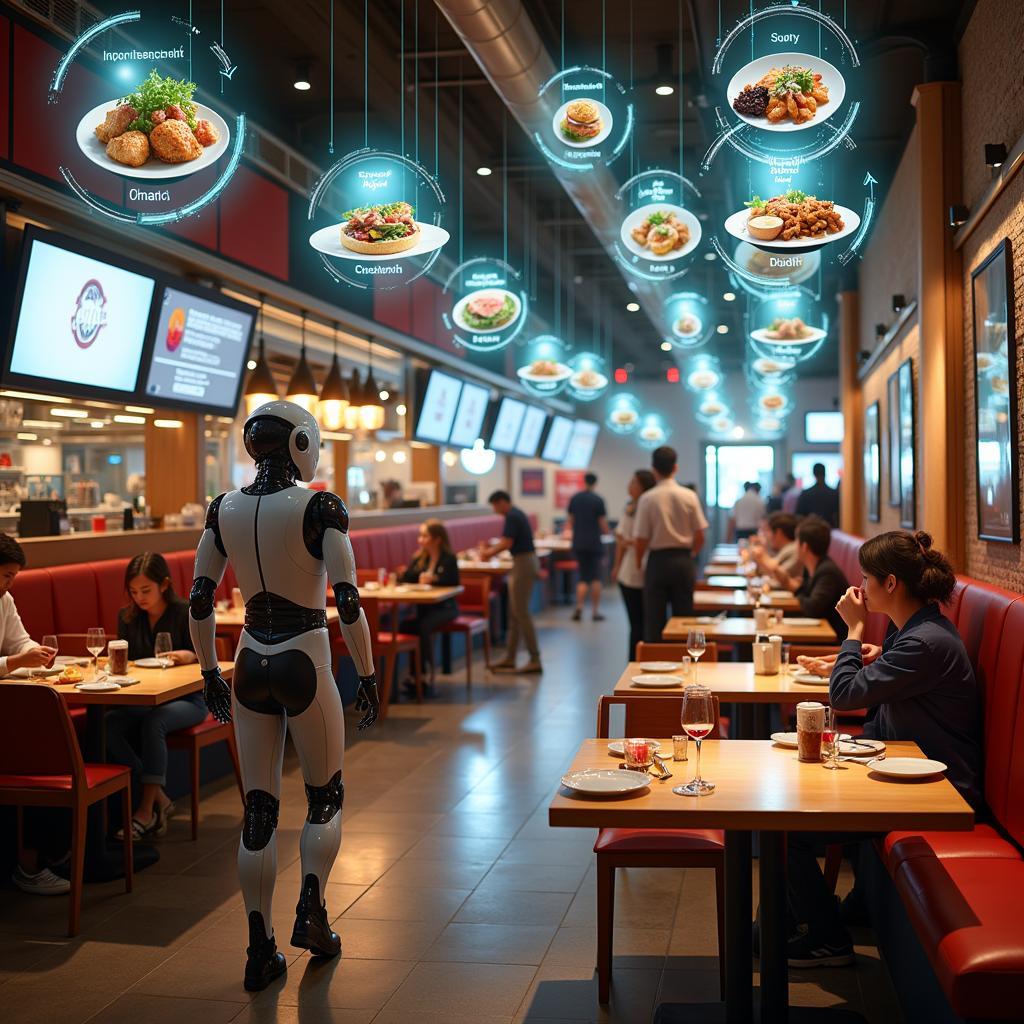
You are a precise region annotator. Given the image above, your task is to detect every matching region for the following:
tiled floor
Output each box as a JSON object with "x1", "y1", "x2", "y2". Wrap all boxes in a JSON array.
[{"x1": 0, "y1": 602, "x2": 903, "y2": 1023}]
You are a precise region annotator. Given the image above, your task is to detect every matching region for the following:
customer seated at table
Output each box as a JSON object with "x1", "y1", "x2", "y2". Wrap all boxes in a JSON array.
[
  {"x1": 0, "y1": 533, "x2": 66, "y2": 896},
  {"x1": 771, "y1": 516, "x2": 849, "y2": 639},
  {"x1": 105, "y1": 553, "x2": 203, "y2": 840},
  {"x1": 749, "y1": 512, "x2": 800, "y2": 579},
  {"x1": 775, "y1": 530, "x2": 980, "y2": 969},
  {"x1": 399, "y1": 520, "x2": 460, "y2": 694}
]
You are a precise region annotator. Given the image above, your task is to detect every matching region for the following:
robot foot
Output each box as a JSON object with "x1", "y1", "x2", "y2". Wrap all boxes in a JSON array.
[
  {"x1": 291, "y1": 873, "x2": 341, "y2": 958},
  {"x1": 244, "y1": 910, "x2": 288, "y2": 991}
]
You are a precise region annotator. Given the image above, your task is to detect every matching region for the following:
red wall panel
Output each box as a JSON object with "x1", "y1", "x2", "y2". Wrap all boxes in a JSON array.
[
  {"x1": 0, "y1": 17, "x2": 10, "y2": 160},
  {"x1": 218, "y1": 165, "x2": 289, "y2": 280}
]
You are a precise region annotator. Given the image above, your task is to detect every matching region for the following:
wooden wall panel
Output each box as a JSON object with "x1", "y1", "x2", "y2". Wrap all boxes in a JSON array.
[{"x1": 145, "y1": 414, "x2": 202, "y2": 519}]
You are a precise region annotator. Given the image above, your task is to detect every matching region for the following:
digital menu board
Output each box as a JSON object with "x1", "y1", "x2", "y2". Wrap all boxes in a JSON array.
[
  {"x1": 541, "y1": 415, "x2": 574, "y2": 462},
  {"x1": 448, "y1": 381, "x2": 490, "y2": 448},
  {"x1": 514, "y1": 405, "x2": 548, "y2": 457},
  {"x1": 142, "y1": 285, "x2": 254, "y2": 415},
  {"x1": 414, "y1": 370, "x2": 463, "y2": 443},
  {"x1": 562, "y1": 420, "x2": 600, "y2": 469},
  {"x1": 488, "y1": 397, "x2": 527, "y2": 452}
]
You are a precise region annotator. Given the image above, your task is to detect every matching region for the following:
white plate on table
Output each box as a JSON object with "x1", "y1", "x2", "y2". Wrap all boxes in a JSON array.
[
  {"x1": 780, "y1": 618, "x2": 824, "y2": 627},
  {"x1": 791, "y1": 672, "x2": 829, "y2": 685},
  {"x1": 867, "y1": 757, "x2": 946, "y2": 779},
  {"x1": 5, "y1": 667, "x2": 62, "y2": 679},
  {"x1": 631, "y1": 674, "x2": 684, "y2": 688},
  {"x1": 105, "y1": 676, "x2": 141, "y2": 687},
  {"x1": 560, "y1": 768, "x2": 650, "y2": 795},
  {"x1": 727, "y1": 53, "x2": 846, "y2": 133},
  {"x1": 134, "y1": 657, "x2": 169, "y2": 669},
  {"x1": 771, "y1": 732, "x2": 851, "y2": 749},
  {"x1": 637, "y1": 661, "x2": 681, "y2": 673},
  {"x1": 55, "y1": 656, "x2": 91, "y2": 667},
  {"x1": 607, "y1": 739, "x2": 664, "y2": 757},
  {"x1": 75, "y1": 681, "x2": 121, "y2": 692},
  {"x1": 838, "y1": 738, "x2": 886, "y2": 757}
]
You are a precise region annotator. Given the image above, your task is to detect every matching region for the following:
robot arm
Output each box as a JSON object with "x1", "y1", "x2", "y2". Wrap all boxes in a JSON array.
[{"x1": 189, "y1": 494, "x2": 233, "y2": 723}]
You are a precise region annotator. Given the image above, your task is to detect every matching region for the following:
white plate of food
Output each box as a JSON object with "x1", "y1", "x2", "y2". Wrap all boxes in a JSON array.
[
  {"x1": 560, "y1": 768, "x2": 650, "y2": 795},
  {"x1": 452, "y1": 289, "x2": 521, "y2": 334},
  {"x1": 621, "y1": 204, "x2": 702, "y2": 262},
  {"x1": 771, "y1": 732, "x2": 851, "y2": 749},
  {"x1": 778, "y1": 617, "x2": 823, "y2": 627},
  {"x1": 725, "y1": 196, "x2": 860, "y2": 253},
  {"x1": 728, "y1": 53, "x2": 846, "y2": 133},
  {"x1": 756, "y1": 393, "x2": 790, "y2": 415},
  {"x1": 569, "y1": 368, "x2": 608, "y2": 392},
  {"x1": 552, "y1": 99, "x2": 614, "y2": 148},
  {"x1": 791, "y1": 672, "x2": 829, "y2": 685},
  {"x1": 735, "y1": 242, "x2": 821, "y2": 283},
  {"x1": 608, "y1": 407, "x2": 640, "y2": 430},
  {"x1": 837, "y1": 738, "x2": 886, "y2": 757},
  {"x1": 750, "y1": 322, "x2": 827, "y2": 347},
  {"x1": 517, "y1": 360, "x2": 573, "y2": 385},
  {"x1": 637, "y1": 661, "x2": 681, "y2": 673},
  {"x1": 867, "y1": 757, "x2": 946, "y2": 779},
  {"x1": 134, "y1": 657, "x2": 170, "y2": 669},
  {"x1": 631, "y1": 674, "x2": 684, "y2": 688},
  {"x1": 75, "y1": 680, "x2": 122, "y2": 693},
  {"x1": 310, "y1": 218, "x2": 449, "y2": 262},
  {"x1": 750, "y1": 356, "x2": 796, "y2": 379},
  {"x1": 672, "y1": 313, "x2": 704, "y2": 341},
  {"x1": 76, "y1": 79, "x2": 229, "y2": 180},
  {"x1": 687, "y1": 368, "x2": 721, "y2": 392},
  {"x1": 697, "y1": 398, "x2": 729, "y2": 420},
  {"x1": 607, "y1": 739, "x2": 664, "y2": 757}
]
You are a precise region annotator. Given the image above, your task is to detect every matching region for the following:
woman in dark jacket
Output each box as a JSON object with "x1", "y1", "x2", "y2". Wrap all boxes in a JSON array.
[
  {"x1": 400, "y1": 519, "x2": 460, "y2": 693},
  {"x1": 106, "y1": 553, "x2": 204, "y2": 840}
]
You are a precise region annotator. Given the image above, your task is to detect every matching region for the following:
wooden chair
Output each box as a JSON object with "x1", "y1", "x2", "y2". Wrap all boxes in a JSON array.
[
  {"x1": 634, "y1": 641, "x2": 720, "y2": 663},
  {"x1": 595, "y1": 694, "x2": 725, "y2": 1002},
  {"x1": 0, "y1": 684, "x2": 133, "y2": 936},
  {"x1": 435, "y1": 575, "x2": 493, "y2": 686}
]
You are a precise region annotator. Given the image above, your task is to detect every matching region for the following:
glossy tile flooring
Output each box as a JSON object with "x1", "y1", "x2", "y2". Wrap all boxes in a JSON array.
[{"x1": 0, "y1": 601, "x2": 903, "y2": 1023}]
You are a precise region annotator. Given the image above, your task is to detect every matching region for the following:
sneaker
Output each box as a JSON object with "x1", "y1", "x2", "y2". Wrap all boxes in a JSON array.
[
  {"x1": 592, "y1": 613, "x2": 606, "y2": 622},
  {"x1": 520, "y1": 660, "x2": 543, "y2": 673},
  {"x1": 571, "y1": 609, "x2": 582, "y2": 621},
  {"x1": 786, "y1": 928, "x2": 855, "y2": 968},
  {"x1": 12, "y1": 865, "x2": 70, "y2": 896}
]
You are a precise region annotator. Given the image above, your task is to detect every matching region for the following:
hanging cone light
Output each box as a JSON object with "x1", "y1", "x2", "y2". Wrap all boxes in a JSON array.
[
  {"x1": 244, "y1": 295, "x2": 281, "y2": 415},
  {"x1": 285, "y1": 310, "x2": 319, "y2": 416},
  {"x1": 358, "y1": 336, "x2": 386, "y2": 430},
  {"x1": 343, "y1": 367, "x2": 363, "y2": 431},
  {"x1": 318, "y1": 321, "x2": 351, "y2": 431}
]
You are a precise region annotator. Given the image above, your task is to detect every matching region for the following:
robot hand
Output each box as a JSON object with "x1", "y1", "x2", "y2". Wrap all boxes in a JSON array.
[
  {"x1": 202, "y1": 667, "x2": 233, "y2": 724},
  {"x1": 355, "y1": 674, "x2": 380, "y2": 730}
]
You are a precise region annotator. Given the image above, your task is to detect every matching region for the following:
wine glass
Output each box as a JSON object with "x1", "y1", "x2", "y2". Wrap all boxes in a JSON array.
[
  {"x1": 86, "y1": 627, "x2": 105, "y2": 679},
  {"x1": 822, "y1": 706, "x2": 841, "y2": 770},
  {"x1": 154, "y1": 632, "x2": 173, "y2": 669},
  {"x1": 673, "y1": 685, "x2": 716, "y2": 797},
  {"x1": 42, "y1": 634, "x2": 58, "y2": 669},
  {"x1": 686, "y1": 629, "x2": 707, "y2": 684}
]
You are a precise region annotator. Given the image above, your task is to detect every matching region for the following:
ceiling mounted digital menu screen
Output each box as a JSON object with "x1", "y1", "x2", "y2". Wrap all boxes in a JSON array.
[
  {"x1": 448, "y1": 381, "x2": 490, "y2": 448},
  {"x1": 562, "y1": 420, "x2": 600, "y2": 469},
  {"x1": 514, "y1": 406, "x2": 548, "y2": 457},
  {"x1": 415, "y1": 370, "x2": 463, "y2": 444},
  {"x1": 541, "y1": 415, "x2": 574, "y2": 462},
  {"x1": 489, "y1": 397, "x2": 527, "y2": 453},
  {"x1": 143, "y1": 285, "x2": 254, "y2": 414}
]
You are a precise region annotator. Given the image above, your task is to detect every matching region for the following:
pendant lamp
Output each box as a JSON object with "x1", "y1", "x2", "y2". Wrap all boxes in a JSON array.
[
  {"x1": 286, "y1": 310, "x2": 319, "y2": 416},
  {"x1": 358, "y1": 337, "x2": 386, "y2": 430},
  {"x1": 318, "y1": 321, "x2": 351, "y2": 431},
  {"x1": 243, "y1": 296, "x2": 280, "y2": 415},
  {"x1": 343, "y1": 368, "x2": 363, "y2": 431}
]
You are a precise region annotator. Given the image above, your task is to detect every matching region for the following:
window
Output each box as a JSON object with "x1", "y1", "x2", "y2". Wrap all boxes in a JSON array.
[
  {"x1": 705, "y1": 445, "x2": 775, "y2": 510},
  {"x1": 791, "y1": 452, "x2": 843, "y2": 489}
]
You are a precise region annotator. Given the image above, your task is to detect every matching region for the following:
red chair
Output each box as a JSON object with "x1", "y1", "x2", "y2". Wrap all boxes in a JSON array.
[
  {"x1": 595, "y1": 695, "x2": 725, "y2": 1003},
  {"x1": 436, "y1": 575, "x2": 493, "y2": 686},
  {"x1": 0, "y1": 684, "x2": 133, "y2": 936}
]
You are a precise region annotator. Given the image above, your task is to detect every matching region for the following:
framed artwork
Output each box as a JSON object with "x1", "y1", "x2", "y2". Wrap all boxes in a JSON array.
[
  {"x1": 886, "y1": 370, "x2": 901, "y2": 507},
  {"x1": 864, "y1": 401, "x2": 880, "y2": 522},
  {"x1": 897, "y1": 358, "x2": 915, "y2": 528},
  {"x1": 971, "y1": 238, "x2": 1019, "y2": 543},
  {"x1": 520, "y1": 467, "x2": 545, "y2": 497}
]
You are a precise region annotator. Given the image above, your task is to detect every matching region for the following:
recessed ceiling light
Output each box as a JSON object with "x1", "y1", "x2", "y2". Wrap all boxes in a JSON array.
[
  {"x1": 660, "y1": 341, "x2": 672, "y2": 351},
  {"x1": 50, "y1": 408, "x2": 89, "y2": 418},
  {"x1": 379, "y1": 389, "x2": 390, "y2": 401},
  {"x1": 722, "y1": 292, "x2": 736, "y2": 302},
  {"x1": 294, "y1": 79, "x2": 311, "y2": 91},
  {"x1": 154, "y1": 419, "x2": 183, "y2": 429},
  {"x1": 703, "y1": 252, "x2": 717, "y2": 261},
  {"x1": 113, "y1": 414, "x2": 146, "y2": 425},
  {"x1": 626, "y1": 302, "x2": 641, "y2": 312},
  {"x1": 476, "y1": 166, "x2": 492, "y2": 176},
  {"x1": 716, "y1": 324, "x2": 729, "y2": 334},
  {"x1": 246, "y1": 360, "x2": 257, "y2": 371},
  {"x1": 655, "y1": 84, "x2": 674, "y2": 96},
  {"x1": 125, "y1": 405, "x2": 154, "y2": 414},
  {"x1": 396, "y1": 404, "x2": 407, "y2": 416}
]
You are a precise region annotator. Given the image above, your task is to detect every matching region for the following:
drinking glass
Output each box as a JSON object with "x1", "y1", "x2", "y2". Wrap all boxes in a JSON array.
[
  {"x1": 154, "y1": 632, "x2": 173, "y2": 669},
  {"x1": 42, "y1": 634, "x2": 58, "y2": 668},
  {"x1": 86, "y1": 627, "x2": 105, "y2": 679},
  {"x1": 673, "y1": 685, "x2": 716, "y2": 796},
  {"x1": 686, "y1": 629, "x2": 707, "y2": 684},
  {"x1": 822, "y1": 706, "x2": 841, "y2": 769},
  {"x1": 622, "y1": 738, "x2": 655, "y2": 772},
  {"x1": 781, "y1": 643, "x2": 791, "y2": 677}
]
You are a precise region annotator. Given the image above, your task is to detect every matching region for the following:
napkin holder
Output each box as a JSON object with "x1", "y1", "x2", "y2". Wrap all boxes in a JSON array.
[{"x1": 753, "y1": 635, "x2": 779, "y2": 675}]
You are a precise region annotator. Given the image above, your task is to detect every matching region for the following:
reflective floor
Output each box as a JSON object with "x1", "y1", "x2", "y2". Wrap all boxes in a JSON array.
[{"x1": 0, "y1": 601, "x2": 903, "y2": 1023}]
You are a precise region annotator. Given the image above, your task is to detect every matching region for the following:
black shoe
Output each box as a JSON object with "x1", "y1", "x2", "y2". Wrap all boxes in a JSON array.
[
  {"x1": 571, "y1": 609, "x2": 582, "y2": 621},
  {"x1": 786, "y1": 927, "x2": 855, "y2": 968},
  {"x1": 291, "y1": 873, "x2": 341, "y2": 958},
  {"x1": 244, "y1": 911, "x2": 287, "y2": 991},
  {"x1": 593, "y1": 613, "x2": 606, "y2": 622}
]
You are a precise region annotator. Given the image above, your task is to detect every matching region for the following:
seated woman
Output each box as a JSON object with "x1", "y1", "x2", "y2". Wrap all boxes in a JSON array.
[
  {"x1": 399, "y1": 519, "x2": 460, "y2": 695},
  {"x1": 106, "y1": 553, "x2": 204, "y2": 840},
  {"x1": 779, "y1": 529, "x2": 981, "y2": 968}
]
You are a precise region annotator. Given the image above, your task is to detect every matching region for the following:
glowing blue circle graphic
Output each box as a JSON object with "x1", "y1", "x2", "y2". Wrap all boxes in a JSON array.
[
  {"x1": 662, "y1": 292, "x2": 713, "y2": 350},
  {"x1": 516, "y1": 336, "x2": 572, "y2": 397},
  {"x1": 441, "y1": 258, "x2": 528, "y2": 354},
  {"x1": 565, "y1": 352, "x2": 610, "y2": 403},
  {"x1": 606, "y1": 393, "x2": 642, "y2": 434}
]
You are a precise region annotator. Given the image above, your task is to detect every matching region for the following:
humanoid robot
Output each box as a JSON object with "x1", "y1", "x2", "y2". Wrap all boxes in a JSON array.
[{"x1": 189, "y1": 400, "x2": 379, "y2": 991}]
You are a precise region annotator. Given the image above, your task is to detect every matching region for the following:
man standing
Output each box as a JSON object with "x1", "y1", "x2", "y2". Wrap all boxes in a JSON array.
[
  {"x1": 567, "y1": 472, "x2": 610, "y2": 622},
  {"x1": 773, "y1": 516, "x2": 850, "y2": 639},
  {"x1": 634, "y1": 446, "x2": 708, "y2": 643},
  {"x1": 728, "y1": 481, "x2": 766, "y2": 541},
  {"x1": 796, "y1": 463, "x2": 840, "y2": 526},
  {"x1": 482, "y1": 491, "x2": 542, "y2": 673}
]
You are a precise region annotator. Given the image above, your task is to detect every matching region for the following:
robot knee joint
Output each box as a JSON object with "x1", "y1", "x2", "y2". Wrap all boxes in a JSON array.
[
  {"x1": 305, "y1": 770, "x2": 344, "y2": 824},
  {"x1": 242, "y1": 789, "x2": 280, "y2": 850}
]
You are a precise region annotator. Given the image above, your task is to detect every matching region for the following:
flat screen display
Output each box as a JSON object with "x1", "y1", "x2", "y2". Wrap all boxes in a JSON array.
[
  {"x1": 142, "y1": 285, "x2": 254, "y2": 414},
  {"x1": 489, "y1": 397, "x2": 527, "y2": 452},
  {"x1": 448, "y1": 381, "x2": 490, "y2": 448},
  {"x1": 563, "y1": 420, "x2": 599, "y2": 469},
  {"x1": 804, "y1": 411, "x2": 845, "y2": 444},
  {"x1": 792, "y1": 451, "x2": 843, "y2": 489},
  {"x1": 415, "y1": 370, "x2": 462, "y2": 443},
  {"x1": 7, "y1": 235, "x2": 155, "y2": 394},
  {"x1": 514, "y1": 406, "x2": 547, "y2": 457},
  {"x1": 542, "y1": 415, "x2": 574, "y2": 462}
]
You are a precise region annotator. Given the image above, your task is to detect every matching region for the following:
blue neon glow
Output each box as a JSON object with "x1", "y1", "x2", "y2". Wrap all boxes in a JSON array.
[{"x1": 49, "y1": 11, "x2": 140, "y2": 99}]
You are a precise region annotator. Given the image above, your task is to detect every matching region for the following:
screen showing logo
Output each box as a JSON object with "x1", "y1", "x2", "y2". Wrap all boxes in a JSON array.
[
  {"x1": 70, "y1": 279, "x2": 108, "y2": 349},
  {"x1": 165, "y1": 307, "x2": 186, "y2": 352}
]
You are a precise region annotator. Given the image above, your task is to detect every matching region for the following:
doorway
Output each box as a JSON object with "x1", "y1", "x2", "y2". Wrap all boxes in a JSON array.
[{"x1": 704, "y1": 444, "x2": 775, "y2": 541}]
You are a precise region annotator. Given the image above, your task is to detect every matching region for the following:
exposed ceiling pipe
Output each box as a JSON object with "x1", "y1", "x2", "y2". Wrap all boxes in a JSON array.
[{"x1": 432, "y1": 0, "x2": 679, "y2": 347}]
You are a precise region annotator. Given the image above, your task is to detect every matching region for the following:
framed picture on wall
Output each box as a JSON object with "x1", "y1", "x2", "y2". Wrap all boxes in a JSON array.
[
  {"x1": 971, "y1": 238, "x2": 1019, "y2": 543},
  {"x1": 520, "y1": 467, "x2": 545, "y2": 497},
  {"x1": 897, "y1": 358, "x2": 915, "y2": 529},
  {"x1": 886, "y1": 369, "x2": 901, "y2": 507},
  {"x1": 864, "y1": 401, "x2": 880, "y2": 522}
]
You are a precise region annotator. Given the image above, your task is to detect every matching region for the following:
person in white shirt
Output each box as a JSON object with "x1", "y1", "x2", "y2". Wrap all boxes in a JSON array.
[
  {"x1": 611, "y1": 469, "x2": 656, "y2": 660},
  {"x1": 0, "y1": 534, "x2": 66, "y2": 896},
  {"x1": 634, "y1": 447, "x2": 708, "y2": 643},
  {"x1": 728, "y1": 482, "x2": 766, "y2": 541}
]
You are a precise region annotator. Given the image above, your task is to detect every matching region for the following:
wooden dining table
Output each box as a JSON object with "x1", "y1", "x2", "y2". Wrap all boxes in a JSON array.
[
  {"x1": 703, "y1": 574, "x2": 755, "y2": 590},
  {"x1": 693, "y1": 589, "x2": 800, "y2": 613},
  {"x1": 550, "y1": 739, "x2": 974, "y2": 1023},
  {"x1": 612, "y1": 661, "x2": 830, "y2": 702},
  {"x1": 663, "y1": 615, "x2": 838, "y2": 645}
]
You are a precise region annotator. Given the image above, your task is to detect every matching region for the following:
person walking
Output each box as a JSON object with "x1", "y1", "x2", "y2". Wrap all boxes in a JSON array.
[
  {"x1": 567, "y1": 472, "x2": 610, "y2": 622},
  {"x1": 482, "y1": 491, "x2": 542, "y2": 673},
  {"x1": 634, "y1": 446, "x2": 708, "y2": 643},
  {"x1": 728, "y1": 481, "x2": 766, "y2": 541},
  {"x1": 612, "y1": 469, "x2": 656, "y2": 660},
  {"x1": 796, "y1": 463, "x2": 840, "y2": 526}
]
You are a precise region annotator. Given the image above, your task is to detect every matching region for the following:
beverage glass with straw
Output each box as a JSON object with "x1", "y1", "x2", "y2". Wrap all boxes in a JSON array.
[
  {"x1": 86, "y1": 627, "x2": 105, "y2": 680},
  {"x1": 673, "y1": 685, "x2": 716, "y2": 796},
  {"x1": 686, "y1": 629, "x2": 707, "y2": 684},
  {"x1": 822, "y1": 706, "x2": 841, "y2": 770}
]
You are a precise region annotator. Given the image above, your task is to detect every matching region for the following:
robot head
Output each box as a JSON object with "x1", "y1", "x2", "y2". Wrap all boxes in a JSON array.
[{"x1": 243, "y1": 400, "x2": 321, "y2": 482}]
